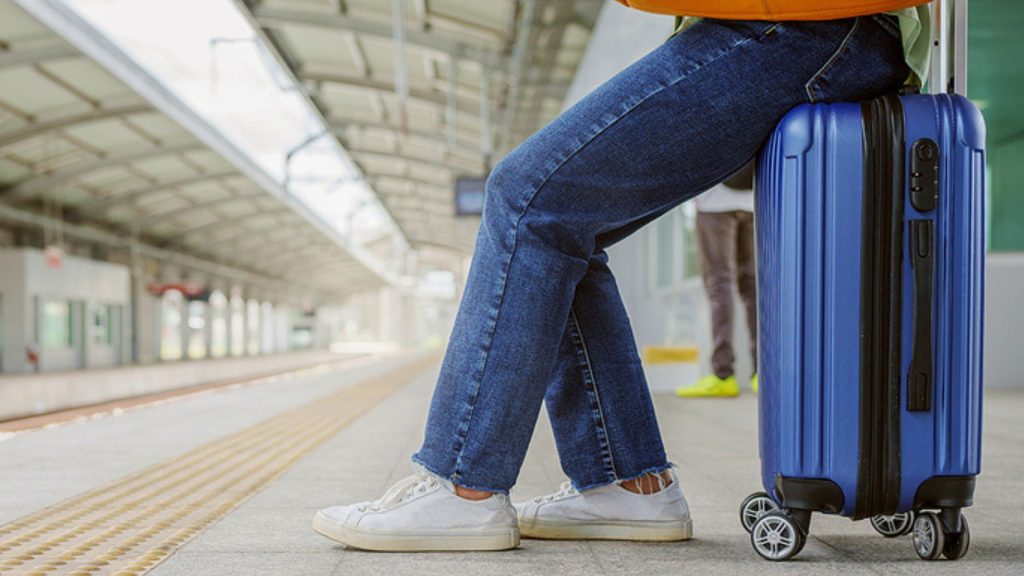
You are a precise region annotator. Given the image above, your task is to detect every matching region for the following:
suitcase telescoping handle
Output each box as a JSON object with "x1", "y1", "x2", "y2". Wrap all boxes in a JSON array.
[
  {"x1": 930, "y1": 0, "x2": 969, "y2": 95},
  {"x1": 907, "y1": 136, "x2": 939, "y2": 412},
  {"x1": 906, "y1": 0, "x2": 967, "y2": 411}
]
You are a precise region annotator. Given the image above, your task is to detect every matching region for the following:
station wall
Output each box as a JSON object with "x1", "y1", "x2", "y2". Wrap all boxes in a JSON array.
[{"x1": 0, "y1": 248, "x2": 130, "y2": 374}]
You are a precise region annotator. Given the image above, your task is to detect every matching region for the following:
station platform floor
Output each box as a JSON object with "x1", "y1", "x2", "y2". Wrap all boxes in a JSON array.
[{"x1": 0, "y1": 353, "x2": 1021, "y2": 575}]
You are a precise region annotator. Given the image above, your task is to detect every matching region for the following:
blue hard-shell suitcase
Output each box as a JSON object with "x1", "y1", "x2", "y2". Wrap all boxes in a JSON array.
[{"x1": 742, "y1": 93, "x2": 985, "y2": 561}]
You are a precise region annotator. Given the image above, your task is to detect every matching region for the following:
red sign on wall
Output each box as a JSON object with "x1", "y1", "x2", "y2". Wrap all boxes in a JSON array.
[
  {"x1": 147, "y1": 281, "x2": 207, "y2": 298},
  {"x1": 44, "y1": 245, "x2": 64, "y2": 270}
]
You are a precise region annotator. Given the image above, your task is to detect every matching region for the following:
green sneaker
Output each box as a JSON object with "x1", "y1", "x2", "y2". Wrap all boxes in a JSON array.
[
  {"x1": 751, "y1": 373, "x2": 758, "y2": 394},
  {"x1": 676, "y1": 374, "x2": 739, "y2": 398}
]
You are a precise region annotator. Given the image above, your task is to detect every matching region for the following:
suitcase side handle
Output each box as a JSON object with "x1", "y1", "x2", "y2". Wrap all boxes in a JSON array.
[{"x1": 908, "y1": 219, "x2": 935, "y2": 412}]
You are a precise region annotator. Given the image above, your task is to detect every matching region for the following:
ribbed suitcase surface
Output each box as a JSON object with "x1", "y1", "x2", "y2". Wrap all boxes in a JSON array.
[{"x1": 755, "y1": 94, "x2": 985, "y2": 518}]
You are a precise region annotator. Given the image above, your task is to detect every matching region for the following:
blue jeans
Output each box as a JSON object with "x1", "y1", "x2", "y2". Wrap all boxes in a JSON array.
[{"x1": 413, "y1": 15, "x2": 909, "y2": 493}]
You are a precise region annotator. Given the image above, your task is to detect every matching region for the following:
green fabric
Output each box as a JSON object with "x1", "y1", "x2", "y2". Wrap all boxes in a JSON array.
[
  {"x1": 891, "y1": 6, "x2": 931, "y2": 86},
  {"x1": 673, "y1": 7, "x2": 931, "y2": 86}
]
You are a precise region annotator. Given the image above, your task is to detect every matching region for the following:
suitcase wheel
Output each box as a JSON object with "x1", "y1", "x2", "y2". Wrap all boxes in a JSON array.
[
  {"x1": 912, "y1": 511, "x2": 971, "y2": 561},
  {"x1": 750, "y1": 511, "x2": 806, "y2": 561},
  {"x1": 870, "y1": 512, "x2": 916, "y2": 538},
  {"x1": 739, "y1": 492, "x2": 779, "y2": 534},
  {"x1": 912, "y1": 512, "x2": 946, "y2": 560},
  {"x1": 941, "y1": 514, "x2": 970, "y2": 561}
]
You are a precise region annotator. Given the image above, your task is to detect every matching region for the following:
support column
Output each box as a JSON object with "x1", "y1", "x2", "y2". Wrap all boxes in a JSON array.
[
  {"x1": 202, "y1": 298, "x2": 213, "y2": 359},
  {"x1": 179, "y1": 297, "x2": 189, "y2": 361},
  {"x1": 240, "y1": 293, "x2": 250, "y2": 356},
  {"x1": 128, "y1": 232, "x2": 143, "y2": 364}
]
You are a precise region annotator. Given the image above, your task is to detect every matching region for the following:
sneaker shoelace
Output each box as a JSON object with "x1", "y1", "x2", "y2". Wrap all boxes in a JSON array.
[
  {"x1": 357, "y1": 473, "x2": 439, "y2": 513},
  {"x1": 534, "y1": 480, "x2": 578, "y2": 503}
]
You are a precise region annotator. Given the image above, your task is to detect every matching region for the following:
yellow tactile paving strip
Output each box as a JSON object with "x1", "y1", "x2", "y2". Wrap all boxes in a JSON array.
[{"x1": 0, "y1": 355, "x2": 437, "y2": 576}]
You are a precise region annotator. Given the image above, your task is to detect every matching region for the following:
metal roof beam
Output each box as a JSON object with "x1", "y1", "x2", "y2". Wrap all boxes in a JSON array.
[
  {"x1": 0, "y1": 44, "x2": 78, "y2": 68},
  {"x1": 351, "y1": 149, "x2": 483, "y2": 175},
  {"x1": 135, "y1": 189, "x2": 266, "y2": 226},
  {"x1": 423, "y1": 10, "x2": 506, "y2": 44},
  {"x1": 368, "y1": 174, "x2": 451, "y2": 191},
  {"x1": 329, "y1": 0, "x2": 348, "y2": 15},
  {"x1": 498, "y1": 0, "x2": 535, "y2": 155},
  {"x1": 272, "y1": 257, "x2": 366, "y2": 278},
  {"x1": 251, "y1": 7, "x2": 500, "y2": 68},
  {"x1": 159, "y1": 207, "x2": 291, "y2": 246},
  {"x1": 304, "y1": 70, "x2": 481, "y2": 117},
  {"x1": 0, "y1": 142, "x2": 205, "y2": 200},
  {"x1": 258, "y1": 244, "x2": 346, "y2": 272},
  {"x1": 211, "y1": 234, "x2": 324, "y2": 265},
  {"x1": 204, "y1": 227, "x2": 293, "y2": 255},
  {"x1": 0, "y1": 102, "x2": 152, "y2": 149},
  {"x1": 329, "y1": 120, "x2": 482, "y2": 156},
  {"x1": 76, "y1": 169, "x2": 238, "y2": 218},
  {"x1": 520, "y1": 2, "x2": 573, "y2": 133}
]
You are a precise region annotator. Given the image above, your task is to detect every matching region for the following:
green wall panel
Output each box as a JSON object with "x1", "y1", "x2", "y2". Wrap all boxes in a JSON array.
[{"x1": 970, "y1": 0, "x2": 1024, "y2": 251}]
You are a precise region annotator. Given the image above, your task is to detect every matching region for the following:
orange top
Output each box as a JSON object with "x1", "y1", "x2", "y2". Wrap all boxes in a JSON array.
[{"x1": 615, "y1": 0, "x2": 930, "y2": 20}]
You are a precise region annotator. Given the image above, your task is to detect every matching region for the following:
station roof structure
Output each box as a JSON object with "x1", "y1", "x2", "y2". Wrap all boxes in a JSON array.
[
  {"x1": 233, "y1": 0, "x2": 602, "y2": 252},
  {"x1": 0, "y1": 0, "x2": 394, "y2": 299},
  {"x1": 0, "y1": 0, "x2": 602, "y2": 300}
]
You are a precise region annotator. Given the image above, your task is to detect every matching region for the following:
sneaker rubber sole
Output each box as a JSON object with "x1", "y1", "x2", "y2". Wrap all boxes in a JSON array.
[
  {"x1": 312, "y1": 511, "x2": 520, "y2": 551},
  {"x1": 519, "y1": 517, "x2": 692, "y2": 541}
]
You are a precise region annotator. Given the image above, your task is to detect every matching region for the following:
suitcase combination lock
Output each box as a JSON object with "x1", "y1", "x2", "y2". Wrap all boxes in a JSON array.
[{"x1": 909, "y1": 138, "x2": 939, "y2": 212}]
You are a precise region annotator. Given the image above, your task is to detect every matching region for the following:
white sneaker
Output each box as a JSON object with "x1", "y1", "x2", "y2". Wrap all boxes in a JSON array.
[
  {"x1": 514, "y1": 474, "x2": 692, "y2": 541},
  {"x1": 313, "y1": 469, "x2": 519, "y2": 551}
]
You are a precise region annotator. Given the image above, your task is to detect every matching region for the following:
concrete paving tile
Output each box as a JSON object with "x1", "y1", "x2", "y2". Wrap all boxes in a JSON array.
[
  {"x1": 0, "y1": 507, "x2": 39, "y2": 526},
  {"x1": 177, "y1": 505, "x2": 328, "y2": 553},
  {"x1": 331, "y1": 542, "x2": 601, "y2": 576},
  {"x1": 238, "y1": 478, "x2": 348, "y2": 510},
  {"x1": 154, "y1": 551, "x2": 342, "y2": 576}
]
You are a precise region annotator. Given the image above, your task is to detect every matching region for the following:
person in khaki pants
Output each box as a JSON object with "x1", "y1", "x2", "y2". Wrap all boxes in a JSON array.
[{"x1": 677, "y1": 162, "x2": 757, "y2": 398}]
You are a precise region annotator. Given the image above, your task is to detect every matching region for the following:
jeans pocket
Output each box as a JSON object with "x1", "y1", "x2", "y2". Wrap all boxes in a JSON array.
[
  {"x1": 804, "y1": 17, "x2": 861, "y2": 103},
  {"x1": 802, "y1": 15, "x2": 909, "y2": 104}
]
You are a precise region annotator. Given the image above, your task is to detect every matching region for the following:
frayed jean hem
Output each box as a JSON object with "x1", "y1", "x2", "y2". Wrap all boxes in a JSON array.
[{"x1": 571, "y1": 461, "x2": 676, "y2": 493}]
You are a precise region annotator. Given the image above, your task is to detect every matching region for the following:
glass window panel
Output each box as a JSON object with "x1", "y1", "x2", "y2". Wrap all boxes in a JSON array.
[
  {"x1": 230, "y1": 295, "x2": 245, "y2": 356},
  {"x1": 160, "y1": 290, "x2": 183, "y2": 361},
  {"x1": 187, "y1": 300, "x2": 207, "y2": 359},
  {"x1": 209, "y1": 291, "x2": 228, "y2": 358},
  {"x1": 42, "y1": 300, "x2": 72, "y2": 350},
  {"x1": 246, "y1": 300, "x2": 260, "y2": 355},
  {"x1": 91, "y1": 303, "x2": 111, "y2": 346}
]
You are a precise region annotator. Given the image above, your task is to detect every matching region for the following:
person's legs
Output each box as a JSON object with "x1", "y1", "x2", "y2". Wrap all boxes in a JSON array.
[
  {"x1": 316, "y1": 14, "x2": 909, "y2": 551},
  {"x1": 544, "y1": 249, "x2": 666, "y2": 491},
  {"x1": 677, "y1": 210, "x2": 747, "y2": 397},
  {"x1": 520, "y1": 256, "x2": 693, "y2": 542},
  {"x1": 542, "y1": 204, "x2": 683, "y2": 489},
  {"x1": 735, "y1": 210, "x2": 758, "y2": 375},
  {"x1": 414, "y1": 15, "x2": 909, "y2": 494},
  {"x1": 697, "y1": 211, "x2": 740, "y2": 380}
]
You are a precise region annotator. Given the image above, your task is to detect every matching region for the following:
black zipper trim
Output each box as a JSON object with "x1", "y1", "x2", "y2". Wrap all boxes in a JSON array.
[{"x1": 854, "y1": 94, "x2": 904, "y2": 520}]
